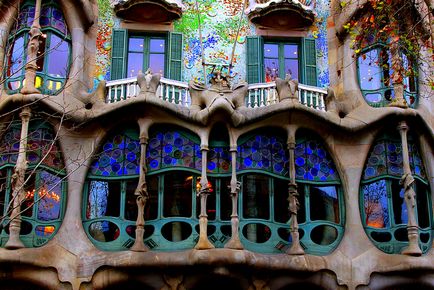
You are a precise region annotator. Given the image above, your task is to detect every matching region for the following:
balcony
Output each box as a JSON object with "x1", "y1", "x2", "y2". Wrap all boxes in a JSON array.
[
  {"x1": 105, "y1": 77, "x2": 327, "y2": 111},
  {"x1": 246, "y1": 0, "x2": 315, "y2": 30},
  {"x1": 111, "y1": 0, "x2": 184, "y2": 23}
]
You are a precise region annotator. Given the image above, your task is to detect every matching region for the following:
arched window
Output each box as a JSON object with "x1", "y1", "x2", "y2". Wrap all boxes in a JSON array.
[
  {"x1": 236, "y1": 129, "x2": 343, "y2": 255},
  {"x1": 5, "y1": 0, "x2": 71, "y2": 94},
  {"x1": 361, "y1": 133, "x2": 431, "y2": 254},
  {"x1": 295, "y1": 133, "x2": 344, "y2": 255},
  {"x1": 237, "y1": 130, "x2": 290, "y2": 253},
  {"x1": 357, "y1": 45, "x2": 417, "y2": 107},
  {"x1": 0, "y1": 121, "x2": 66, "y2": 247},
  {"x1": 83, "y1": 129, "x2": 141, "y2": 251}
]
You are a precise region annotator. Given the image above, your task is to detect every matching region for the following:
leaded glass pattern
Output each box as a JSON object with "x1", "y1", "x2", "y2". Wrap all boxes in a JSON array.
[
  {"x1": 237, "y1": 135, "x2": 288, "y2": 177},
  {"x1": 0, "y1": 126, "x2": 64, "y2": 170},
  {"x1": 363, "y1": 139, "x2": 426, "y2": 180},
  {"x1": 295, "y1": 140, "x2": 339, "y2": 182},
  {"x1": 90, "y1": 133, "x2": 140, "y2": 176},
  {"x1": 147, "y1": 131, "x2": 201, "y2": 172},
  {"x1": 207, "y1": 147, "x2": 231, "y2": 174}
]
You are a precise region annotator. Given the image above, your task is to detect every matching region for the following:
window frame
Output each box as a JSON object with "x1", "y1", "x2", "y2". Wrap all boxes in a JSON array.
[{"x1": 263, "y1": 40, "x2": 301, "y2": 83}]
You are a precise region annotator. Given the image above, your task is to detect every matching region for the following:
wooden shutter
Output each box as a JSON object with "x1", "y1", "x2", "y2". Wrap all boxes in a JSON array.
[
  {"x1": 110, "y1": 28, "x2": 127, "y2": 80},
  {"x1": 246, "y1": 36, "x2": 263, "y2": 84},
  {"x1": 302, "y1": 38, "x2": 317, "y2": 86},
  {"x1": 168, "y1": 32, "x2": 183, "y2": 81}
]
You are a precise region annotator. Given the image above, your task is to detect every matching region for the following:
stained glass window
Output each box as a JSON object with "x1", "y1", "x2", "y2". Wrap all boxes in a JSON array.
[
  {"x1": 363, "y1": 139, "x2": 426, "y2": 180},
  {"x1": 207, "y1": 146, "x2": 231, "y2": 175},
  {"x1": 237, "y1": 134, "x2": 288, "y2": 177},
  {"x1": 295, "y1": 139, "x2": 339, "y2": 182},
  {"x1": 90, "y1": 132, "x2": 140, "y2": 177},
  {"x1": 147, "y1": 130, "x2": 201, "y2": 172}
]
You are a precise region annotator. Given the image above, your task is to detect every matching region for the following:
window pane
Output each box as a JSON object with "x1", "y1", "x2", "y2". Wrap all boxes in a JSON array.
[
  {"x1": 150, "y1": 38, "x2": 165, "y2": 53},
  {"x1": 128, "y1": 38, "x2": 144, "y2": 52},
  {"x1": 7, "y1": 36, "x2": 25, "y2": 77},
  {"x1": 416, "y1": 181, "x2": 430, "y2": 229},
  {"x1": 402, "y1": 54, "x2": 417, "y2": 93},
  {"x1": 264, "y1": 44, "x2": 278, "y2": 58},
  {"x1": 358, "y1": 50, "x2": 381, "y2": 90},
  {"x1": 36, "y1": 35, "x2": 47, "y2": 72},
  {"x1": 127, "y1": 53, "x2": 143, "y2": 77},
  {"x1": 0, "y1": 170, "x2": 6, "y2": 218},
  {"x1": 242, "y1": 175, "x2": 269, "y2": 219},
  {"x1": 392, "y1": 180, "x2": 407, "y2": 225},
  {"x1": 274, "y1": 178, "x2": 289, "y2": 223},
  {"x1": 220, "y1": 177, "x2": 232, "y2": 220},
  {"x1": 363, "y1": 180, "x2": 389, "y2": 228},
  {"x1": 37, "y1": 171, "x2": 62, "y2": 221},
  {"x1": 21, "y1": 173, "x2": 36, "y2": 217},
  {"x1": 124, "y1": 179, "x2": 139, "y2": 221},
  {"x1": 264, "y1": 58, "x2": 279, "y2": 82},
  {"x1": 145, "y1": 175, "x2": 158, "y2": 220},
  {"x1": 163, "y1": 172, "x2": 192, "y2": 217},
  {"x1": 365, "y1": 93, "x2": 382, "y2": 103},
  {"x1": 284, "y1": 44, "x2": 298, "y2": 58},
  {"x1": 149, "y1": 54, "x2": 165, "y2": 76},
  {"x1": 47, "y1": 34, "x2": 69, "y2": 78},
  {"x1": 86, "y1": 181, "x2": 121, "y2": 218},
  {"x1": 284, "y1": 59, "x2": 298, "y2": 80},
  {"x1": 310, "y1": 186, "x2": 339, "y2": 223}
]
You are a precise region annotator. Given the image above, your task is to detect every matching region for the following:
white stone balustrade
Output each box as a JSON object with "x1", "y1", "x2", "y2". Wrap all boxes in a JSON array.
[{"x1": 105, "y1": 77, "x2": 327, "y2": 111}]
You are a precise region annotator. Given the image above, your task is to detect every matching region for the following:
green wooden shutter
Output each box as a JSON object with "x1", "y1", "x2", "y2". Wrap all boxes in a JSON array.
[
  {"x1": 110, "y1": 28, "x2": 127, "y2": 80},
  {"x1": 246, "y1": 36, "x2": 263, "y2": 83},
  {"x1": 168, "y1": 32, "x2": 183, "y2": 81},
  {"x1": 302, "y1": 38, "x2": 317, "y2": 86}
]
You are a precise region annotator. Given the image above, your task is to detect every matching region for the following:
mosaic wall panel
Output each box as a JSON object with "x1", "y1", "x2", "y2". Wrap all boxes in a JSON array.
[{"x1": 94, "y1": 0, "x2": 330, "y2": 88}]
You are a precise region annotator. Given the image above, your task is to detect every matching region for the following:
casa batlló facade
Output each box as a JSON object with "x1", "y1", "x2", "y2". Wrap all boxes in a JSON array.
[{"x1": 0, "y1": 0, "x2": 433, "y2": 289}]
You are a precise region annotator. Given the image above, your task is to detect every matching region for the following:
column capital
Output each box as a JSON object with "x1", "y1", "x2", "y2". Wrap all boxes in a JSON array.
[{"x1": 397, "y1": 121, "x2": 409, "y2": 132}]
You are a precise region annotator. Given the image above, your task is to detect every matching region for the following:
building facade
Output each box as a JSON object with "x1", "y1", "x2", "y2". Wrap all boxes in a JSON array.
[{"x1": 0, "y1": 0, "x2": 433, "y2": 289}]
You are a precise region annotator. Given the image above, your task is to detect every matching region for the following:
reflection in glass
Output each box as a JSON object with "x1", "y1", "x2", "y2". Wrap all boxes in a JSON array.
[
  {"x1": 47, "y1": 35, "x2": 69, "y2": 77},
  {"x1": 163, "y1": 172, "x2": 192, "y2": 217},
  {"x1": 363, "y1": 180, "x2": 389, "y2": 228},
  {"x1": 310, "y1": 186, "x2": 339, "y2": 223},
  {"x1": 149, "y1": 54, "x2": 165, "y2": 75},
  {"x1": 7, "y1": 36, "x2": 25, "y2": 77},
  {"x1": 128, "y1": 38, "x2": 144, "y2": 52},
  {"x1": 37, "y1": 171, "x2": 62, "y2": 221},
  {"x1": 124, "y1": 180, "x2": 138, "y2": 221},
  {"x1": 392, "y1": 180, "x2": 407, "y2": 225},
  {"x1": 150, "y1": 38, "x2": 165, "y2": 53},
  {"x1": 219, "y1": 178, "x2": 231, "y2": 220},
  {"x1": 127, "y1": 53, "x2": 143, "y2": 77},
  {"x1": 358, "y1": 49, "x2": 381, "y2": 90},
  {"x1": 416, "y1": 181, "x2": 430, "y2": 228},
  {"x1": 89, "y1": 220, "x2": 120, "y2": 242},
  {"x1": 86, "y1": 181, "x2": 121, "y2": 218}
]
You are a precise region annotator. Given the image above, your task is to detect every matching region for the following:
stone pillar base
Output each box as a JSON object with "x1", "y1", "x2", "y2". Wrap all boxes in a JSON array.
[
  {"x1": 130, "y1": 227, "x2": 149, "y2": 252},
  {"x1": 194, "y1": 217, "x2": 214, "y2": 250}
]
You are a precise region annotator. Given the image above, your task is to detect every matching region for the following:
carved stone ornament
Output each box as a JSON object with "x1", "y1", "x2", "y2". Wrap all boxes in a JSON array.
[
  {"x1": 246, "y1": 0, "x2": 315, "y2": 30},
  {"x1": 188, "y1": 71, "x2": 247, "y2": 126},
  {"x1": 111, "y1": 0, "x2": 185, "y2": 23}
]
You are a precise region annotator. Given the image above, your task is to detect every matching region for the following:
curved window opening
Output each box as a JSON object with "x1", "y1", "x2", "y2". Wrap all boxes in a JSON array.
[
  {"x1": 357, "y1": 45, "x2": 418, "y2": 108},
  {"x1": 361, "y1": 132, "x2": 432, "y2": 254},
  {"x1": 0, "y1": 121, "x2": 66, "y2": 247},
  {"x1": 4, "y1": 0, "x2": 71, "y2": 95}
]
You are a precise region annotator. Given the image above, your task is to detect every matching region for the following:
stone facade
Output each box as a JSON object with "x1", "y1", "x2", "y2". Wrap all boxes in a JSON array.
[{"x1": 0, "y1": 0, "x2": 433, "y2": 289}]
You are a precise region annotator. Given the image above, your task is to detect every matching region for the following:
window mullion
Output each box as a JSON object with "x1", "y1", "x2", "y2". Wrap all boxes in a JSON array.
[
  {"x1": 158, "y1": 175, "x2": 163, "y2": 218},
  {"x1": 144, "y1": 36, "x2": 150, "y2": 72},
  {"x1": 270, "y1": 178, "x2": 274, "y2": 222},
  {"x1": 386, "y1": 179, "x2": 394, "y2": 228},
  {"x1": 305, "y1": 184, "x2": 311, "y2": 222},
  {"x1": 278, "y1": 43, "x2": 285, "y2": 79},
  {"x1": 216, "y1": 178, "x2": 220, "y2": 220}
]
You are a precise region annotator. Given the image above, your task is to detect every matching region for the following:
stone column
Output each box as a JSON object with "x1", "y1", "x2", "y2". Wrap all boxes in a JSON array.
[
  {"x1": 286, "y1": 138, "x2": 304, "y2": 255},
  {"x1": 398, "y1": 121, "x2": 422, "y2": 256},
  {"x1": 224, "y1": 145, "x2": 243, "y2": 249},
  {"x1": 130, "y1": 135, "x2": 149, "y2": 252},
  {"x1": 5, "y1": 107, "x2": 32, "y2": 249},
  {"x1": 21, "y1": 0, "x2": 42, "y2": 94},
  {"x1": 389, "y1": 41, "x2": 407, "y2": 108},
  {"x1": 194, "y1": 145, "x2": 214, "y2": 249}
]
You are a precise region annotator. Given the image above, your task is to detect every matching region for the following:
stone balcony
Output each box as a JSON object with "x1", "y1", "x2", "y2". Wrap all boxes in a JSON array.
[
  {"x1": 246, "y1": 0, "x2": 315, "y2": 30},
  {"x1": 110, "y1": 0, "x2": 185, "y2": 23}
]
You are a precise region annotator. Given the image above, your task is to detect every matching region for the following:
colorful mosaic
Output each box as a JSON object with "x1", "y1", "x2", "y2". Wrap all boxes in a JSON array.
[
  {"x1": 295, "y1": 139, "x2": 339, "y2": 182},
  {"x1": 90, "y1": 132, "x2": 140, "y2": 176},
  {"x1": 94, "y1": 0, "x2": 330, "y2": 87},
  {"x1": 0, "y1": 126, "x2": 64, "y2": 171},
  {"x1": 207, "y1": 146, "x2": 231, "y2": 174},
  {"x1": 146, "y1": 131, "x2": 202, "y2": 172},
  {"x1": 237, "y1": 135, "x2": 288, "y2": 176},
  {"x1": 363, "y1": 139, "x2": 427, "y2": 180}
]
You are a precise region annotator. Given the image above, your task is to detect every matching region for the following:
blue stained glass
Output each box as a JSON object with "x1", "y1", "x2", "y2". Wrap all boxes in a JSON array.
[
  {"x1": 244, "y1": 158, "x2": 252, "y2": 167},
  {"x1": 295, "y1": 157, "x2": 305, "y2": 166},
  {"x1": 164, "y1": 144, "x2": 173, "y2": 153},
  {"x1": 164, "y1": 156, "x2": 172, "y2": 164},
  {"x1": 127, "y1": 152, "x2": 136, "y2": 162},
  {"x1": 103, "y1": 143, "x2": 113, "y2": 151},
  {"x1": 207, "y1": 162, "x2": 216, "y2": 171},
  {"x1": 150, "y1": 159, "x2": 159, "y2": 168}
]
